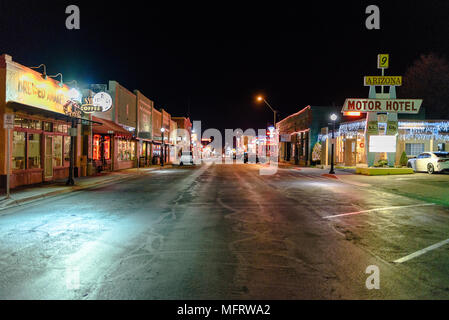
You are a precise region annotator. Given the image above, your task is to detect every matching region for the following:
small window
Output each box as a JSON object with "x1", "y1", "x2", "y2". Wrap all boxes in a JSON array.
[
  {"x1": 44, "y1": 122, "x2": 53, "y2": 132},
  {"x1": 13, "y1": 131, "x2": 26, "y2": 170},
  {"x1": 28, "y1": 134, "x2": 41, "y2": 169},
  {"x1": 53, "y1": 136, "x2": 63, "y2": 167},
  {"x1": 406, "y1": 143, "x2": 425, "y2": 156},
  {"x1": 14, "y1": 117, "x2": 23, "y2": 128}
]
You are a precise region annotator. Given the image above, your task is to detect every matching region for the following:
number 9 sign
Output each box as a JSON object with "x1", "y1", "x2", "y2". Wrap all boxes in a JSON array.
[{"x1": 378, "y1": 54, "x2": 389, "y2": 69}]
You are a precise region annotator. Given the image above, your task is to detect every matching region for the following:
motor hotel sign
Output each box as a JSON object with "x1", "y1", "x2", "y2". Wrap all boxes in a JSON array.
[{"x1": 342, "y1": 98, "x2": 423, "y2": 114}]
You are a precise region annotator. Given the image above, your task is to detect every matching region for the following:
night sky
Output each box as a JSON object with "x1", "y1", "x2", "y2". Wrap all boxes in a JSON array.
[{"x1": 1, "y1": 1, "x2": 448, "y2": 132}]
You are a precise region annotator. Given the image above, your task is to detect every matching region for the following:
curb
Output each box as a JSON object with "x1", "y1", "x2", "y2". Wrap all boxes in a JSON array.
[{"x1": 322, "y1": 174, "x2": 339, "y2": 180}]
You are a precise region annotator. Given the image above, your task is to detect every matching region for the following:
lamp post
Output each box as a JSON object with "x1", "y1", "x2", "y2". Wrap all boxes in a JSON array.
[
  {"x1": 329, "y1": 114, "x2": 338, "y2": 175},
  {"x1": 161, "y1": 127, "x2": 166, "y2": 167},
  {"x1": 257, "y1": 96, "x2": 277, "y2": 128}
]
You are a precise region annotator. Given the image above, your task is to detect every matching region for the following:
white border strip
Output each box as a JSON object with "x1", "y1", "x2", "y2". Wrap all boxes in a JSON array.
[
  {"x1": 323, "y1": 203, "x2": 436, "y2": 219},
  {"x1": 394, "y1": 238, "x2": 449, "y2": 263}
]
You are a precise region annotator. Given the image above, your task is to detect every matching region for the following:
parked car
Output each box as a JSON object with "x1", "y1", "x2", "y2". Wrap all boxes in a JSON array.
[
  {"x1": 407, "y1": 151, "x2": 449, "y2": 174},
  {"x1": 178, "y1": 151, "x2": 194, "y2": 166}
]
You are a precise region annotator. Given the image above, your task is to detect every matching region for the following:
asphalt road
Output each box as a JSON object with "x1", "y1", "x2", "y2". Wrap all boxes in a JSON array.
[{"x1": 0, "y1": 163, "x2": 448, "y2": 299}]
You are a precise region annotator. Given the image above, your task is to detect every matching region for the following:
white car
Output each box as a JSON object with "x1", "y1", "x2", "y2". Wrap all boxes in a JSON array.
[
  {"x1": 178, "y1": 151, "x2": 194, "y2": 166},
  {"x1": 407, "y1": 151, "x2": 449, "y2": 174}
]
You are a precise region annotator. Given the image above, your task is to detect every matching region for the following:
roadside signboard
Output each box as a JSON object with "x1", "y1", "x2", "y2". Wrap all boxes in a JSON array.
[
  {"x1": 386, "y1": 121, "x2": 398, "y2": 135},
  {"x1": 364, "y1": 76, "x2": 402, "y2": 86},
  {"x1": 366, "y1": 121, "x2": 379, "y2": 135},
  {"x1": 4, "y1": 114, "x2": 14, "y2": 129},
  {"x1": 342, "y1": 98, "x2": 422, "y2": 114}
]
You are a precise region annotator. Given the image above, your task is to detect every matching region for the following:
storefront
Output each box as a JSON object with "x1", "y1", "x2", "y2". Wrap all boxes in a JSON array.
[
  {"x1": 91, "y1": 116, "x2": 135, "y2": 172},
  {"x1": 152, "y1": 143, "x2": 162, "y2": 165},
  {"x1": 277, "y1": 105, "x2": 337, "y2": 166},
  {"x1": 319, "y1": 119, "x2": 449, "y2": 166},
  {"x1": 1, "y1": 54, "x2": 84, "y2": 189},
  {"x1": 135, "y1": 90, "x2": 154, "y2": 167}
]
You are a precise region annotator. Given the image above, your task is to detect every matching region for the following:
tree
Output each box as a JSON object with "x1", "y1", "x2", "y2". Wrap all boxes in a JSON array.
[
  {"x1": 400, "y1": 53, "x2": 449, "y2": 119},
  {"x1": 400, "y1": 151, "x2": 408, "y2": 167}
]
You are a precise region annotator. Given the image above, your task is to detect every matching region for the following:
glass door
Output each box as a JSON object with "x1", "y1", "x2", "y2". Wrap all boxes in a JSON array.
[{"x1": 44, "y1": 136, "x2": 53, "y2": 179}]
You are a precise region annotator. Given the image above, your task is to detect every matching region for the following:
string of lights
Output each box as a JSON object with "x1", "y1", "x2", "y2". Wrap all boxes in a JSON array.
[{"x1": 318, "y1": 120, "x2": 449, "y2": 142}]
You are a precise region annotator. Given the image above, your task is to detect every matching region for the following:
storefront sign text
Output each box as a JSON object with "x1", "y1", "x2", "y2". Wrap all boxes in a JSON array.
[
  {"x1": 343, "y1": 99, "x2": 422, "y2": 114},
  {"x1": 6, "y1": 70, "x2": 74, "y2": 116},
  {"x1": 364, "y1": 76, "x2": 402, "y2": 86}
]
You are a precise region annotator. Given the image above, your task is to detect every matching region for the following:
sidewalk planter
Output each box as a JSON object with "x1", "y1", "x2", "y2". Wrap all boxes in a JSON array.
[{"x1": 356, "y1": 167, "x2": 414, "y2": 175}]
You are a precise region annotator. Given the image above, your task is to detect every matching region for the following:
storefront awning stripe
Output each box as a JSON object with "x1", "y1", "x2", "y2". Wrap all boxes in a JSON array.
[{"x1": 91, "y1": 116, "x2": 133, "y2": 137}]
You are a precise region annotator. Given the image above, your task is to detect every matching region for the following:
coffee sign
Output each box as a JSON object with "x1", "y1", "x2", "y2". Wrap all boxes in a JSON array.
[{"x1": 80, "y1": 92, "x2": 113, "y2": 114}]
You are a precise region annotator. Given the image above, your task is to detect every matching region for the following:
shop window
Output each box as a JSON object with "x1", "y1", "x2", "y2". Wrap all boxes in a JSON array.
[
  {"x1": 104, "y1": 136, "x2": 111, "y2": 160},
  {"x1": 53, "y1": 136, "x2": 63, "y2": 167},
  {"x1": 118, "y1": 139, "x2": 136, "y2": 161},
  {"x1": 29, "y1": 120, "x2": 42, "y2": 130},
  {"x1": 14, "y1": 117, "x2": 23, "y2": 128},
  {"x1": 13, "y1": 131, "x2": 26, "y2": 170},
  {"x1": 93, "y1": 135, "x2": 101, "y2": 161},
  {"x1": 44, "y1": 122, "x2": 53, "y2": 132},
  {"x1": 64, "y1": 136, "x2": 71, "y2": 164},
  {"x1": 405, "y1": 143, "x2": 424, "y2": 156},
  {"x1": 28, "y1": 134, "x2": 41, "y2": 169},
  {"x1": 56, "y1": 124, "x2": 69, "y2": 133}
]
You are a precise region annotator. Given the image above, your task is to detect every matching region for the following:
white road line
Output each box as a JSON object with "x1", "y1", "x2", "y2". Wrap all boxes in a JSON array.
[
  {"x1": 394, "y1": 238, "x2": 449, "y2": 263},
  {"x1": 323, "y1": 203, "x2": 436, "y2": 219}
]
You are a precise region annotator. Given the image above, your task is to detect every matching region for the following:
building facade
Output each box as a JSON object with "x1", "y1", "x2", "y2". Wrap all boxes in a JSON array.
[
  {"x1": 276, "y1": 106, "x2": 337, "y2": 166},
  {"x1": 320, "y1": 118, "x2": 449, "y2": 167},
  {"x1": 0, "y1": 54, "x2": 87, "y2": 189},
  {"x1": 135, "y1": 90, "x2": 154, "y2": 167}
]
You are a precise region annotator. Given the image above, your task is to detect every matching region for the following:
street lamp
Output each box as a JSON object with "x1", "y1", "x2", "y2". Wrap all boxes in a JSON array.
[
  {"x1": 257, "y1": 96, "x2": 278, "y2": 128},
  {"x1": 329, "y1": 114, "x2": 338, "y2": 175},
  {"x1": 161, "y1": 128, "x2": 166, "y2": 167}
]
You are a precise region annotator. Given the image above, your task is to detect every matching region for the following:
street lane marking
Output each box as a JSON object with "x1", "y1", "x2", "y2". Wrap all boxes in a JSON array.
[
  {"x1": 323, "y1": 203, "x2": 436, "y2": 219},
  {"x1": 394, "y1": 238, "x2": 449, "y2": 263}
]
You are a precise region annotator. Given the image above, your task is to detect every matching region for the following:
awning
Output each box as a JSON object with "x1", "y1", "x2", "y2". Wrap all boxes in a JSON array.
[
  {"x1": 8, "y1": 102, "x2": 102, "y2": 126},
  {"x1": 91, "y1": 116, "x2": 133, "y2": 138}
]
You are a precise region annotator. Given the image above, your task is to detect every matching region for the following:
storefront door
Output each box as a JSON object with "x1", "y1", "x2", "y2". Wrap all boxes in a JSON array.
[{"x1": 44, "y1": 136, "x2": 53, "y2": 179}]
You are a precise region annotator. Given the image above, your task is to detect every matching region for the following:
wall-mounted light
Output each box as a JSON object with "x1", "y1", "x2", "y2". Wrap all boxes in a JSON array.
[
  {"x1": 30, "y1": 64, "x2": 47, "y2": 80},
  {"x1": 48, "y1": 73, "x2": 64, "y2": 87}
]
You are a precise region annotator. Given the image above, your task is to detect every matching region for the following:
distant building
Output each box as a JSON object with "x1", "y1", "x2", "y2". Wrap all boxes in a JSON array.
[{"x1": 276, "y1": 106, "x2": 337, "y2": 166}]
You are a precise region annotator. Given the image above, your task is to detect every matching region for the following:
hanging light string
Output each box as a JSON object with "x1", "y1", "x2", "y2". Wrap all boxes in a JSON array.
[{"x1": 318, "y1": 120, "x2": 449, "y2": 142}]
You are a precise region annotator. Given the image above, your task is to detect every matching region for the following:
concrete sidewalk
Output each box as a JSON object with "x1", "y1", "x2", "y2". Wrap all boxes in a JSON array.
[{"x1": 0, "y1": 165, "x2": 173, "y2": 211}]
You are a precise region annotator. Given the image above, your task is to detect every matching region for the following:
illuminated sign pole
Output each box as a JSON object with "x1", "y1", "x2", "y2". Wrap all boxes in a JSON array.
[{"x1": 371, "y1": 54, "x2": 394, "y2": 167}]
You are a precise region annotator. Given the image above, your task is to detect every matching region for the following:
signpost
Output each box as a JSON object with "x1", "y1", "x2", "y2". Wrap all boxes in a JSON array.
[{"x1": 4, "y1": 114, "x2": 14, "y2": 199}]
